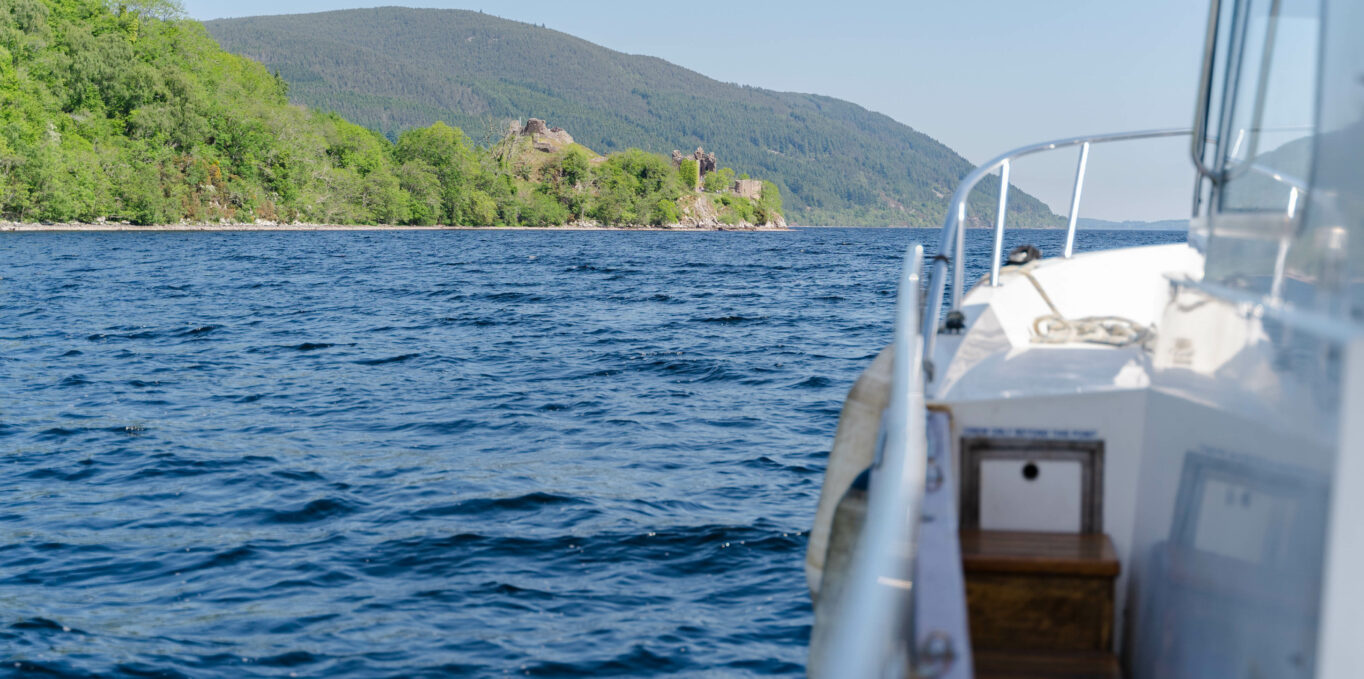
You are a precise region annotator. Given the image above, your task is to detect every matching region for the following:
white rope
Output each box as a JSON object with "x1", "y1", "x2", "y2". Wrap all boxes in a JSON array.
[{"x1": 1020, "y1": 269, "x2": 1153, "y2": 347}]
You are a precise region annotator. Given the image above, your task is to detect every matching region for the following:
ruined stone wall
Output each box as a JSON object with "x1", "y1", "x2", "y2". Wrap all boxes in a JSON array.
[
  {"x1": 672, "y1": 147, "x2": 718, "y2": 177},
  {"x1": 515, "y1": 118, "x2": 574, "y2": 152},
  {"x1": 733, "y1": 179, "x2": 763, "y2": 201}
]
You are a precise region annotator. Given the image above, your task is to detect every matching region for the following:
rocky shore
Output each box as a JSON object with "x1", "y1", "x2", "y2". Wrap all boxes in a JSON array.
[{"x1": 0, "y1": 221, "x2": 788, "y2": 233}]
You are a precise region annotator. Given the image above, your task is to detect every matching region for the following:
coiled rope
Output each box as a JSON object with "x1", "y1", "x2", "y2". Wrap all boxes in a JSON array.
[{"x1": 1019, "y1": 268, "x2": 1153, "y2": 347}]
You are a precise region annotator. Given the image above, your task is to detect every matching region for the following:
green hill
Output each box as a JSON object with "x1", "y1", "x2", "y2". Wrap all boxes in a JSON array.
[
  {"x1": 0, "y1": 0, "x2": 781, "y2": 227},
  {"x1": 205, "y1": 7, "x2": 1059, "y2": 228}
]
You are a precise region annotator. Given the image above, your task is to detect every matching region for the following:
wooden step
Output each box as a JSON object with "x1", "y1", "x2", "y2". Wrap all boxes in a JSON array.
[
  {"x1": 975, "y1": 650, "x2": 1121, "y2": 679},
  {"x1": 962, "y1": 530, "x2": 1119, "y2": 576},
  {"x1": 961, "y1": 531, "x2": 1119, "y2": 654}
]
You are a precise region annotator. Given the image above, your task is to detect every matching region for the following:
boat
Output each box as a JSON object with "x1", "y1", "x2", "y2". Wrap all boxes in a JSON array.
[{"x1": 805, "y1": 0, "x2": 1362, "y2": 676}]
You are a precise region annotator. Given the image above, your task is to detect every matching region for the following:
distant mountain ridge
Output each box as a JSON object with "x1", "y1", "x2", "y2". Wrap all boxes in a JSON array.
[
  {"x1": 1075, "y1": 218, "x2": 1189, "y2": 231},
  {"x1": 204, "y1": 7, "x2": 1059, "y2": 227}
]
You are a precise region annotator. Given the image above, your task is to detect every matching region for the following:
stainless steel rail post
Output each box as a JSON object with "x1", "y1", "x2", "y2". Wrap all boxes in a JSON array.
[
  {"x1": 1063, "y1": 142, "x2": 1091, "y2": 259},
  {"x1": 953, "y1": 202, "x2": 965, "y2": 310},
  {"x1": 922, "y1": 240, "x2": 950, "y2": 371},
  {"x1": 989, "y1": 161, "x2": 1010, "y2": 286}
]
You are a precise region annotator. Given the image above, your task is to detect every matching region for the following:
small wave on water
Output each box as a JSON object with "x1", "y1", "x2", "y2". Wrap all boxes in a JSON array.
[
  {"x1": 353, "y1": 353, "x2": 421, "y2": 366},
  {"x1": 0, "y1": 227, "x2": 1184, "y2": 677},
  {"x1": 178, "y1": 324, "x2": 219, "y2": 337},
  {"x1": 695, "y1": 314, "x2": 767, "y2": 325}
]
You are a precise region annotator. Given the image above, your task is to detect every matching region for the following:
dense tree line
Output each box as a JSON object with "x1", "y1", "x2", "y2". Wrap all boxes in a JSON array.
[
  {"x1": 206, "y1": 7, "x2": 1060, "y2": 227},
  {"x1": 0, "y1": 0, "x2": 781, "y2": 226}
]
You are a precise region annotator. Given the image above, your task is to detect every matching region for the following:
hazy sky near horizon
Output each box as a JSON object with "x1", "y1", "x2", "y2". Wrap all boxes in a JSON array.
[{"x1": 185, "y1": 1, "x2": 1210, "y2": 221}]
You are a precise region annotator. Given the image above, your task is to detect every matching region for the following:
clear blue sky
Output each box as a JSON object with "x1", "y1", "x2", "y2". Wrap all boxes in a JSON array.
[{"x1": 185, "y1": 1, "x2": 1210, "y2": 221}]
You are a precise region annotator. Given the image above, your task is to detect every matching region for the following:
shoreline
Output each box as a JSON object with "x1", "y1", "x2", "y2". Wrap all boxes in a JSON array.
[{"x1": 1, "y1": 222, "x2": 789, "y2": 233}]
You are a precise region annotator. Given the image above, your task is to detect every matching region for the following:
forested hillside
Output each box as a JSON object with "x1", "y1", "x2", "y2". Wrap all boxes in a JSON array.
[
  {"x1": 0, "y1": 0, "x2": 780, "y2": 227},
  {"x1": 205, "y1": 7, "x2": 1060, "y2": 228}
]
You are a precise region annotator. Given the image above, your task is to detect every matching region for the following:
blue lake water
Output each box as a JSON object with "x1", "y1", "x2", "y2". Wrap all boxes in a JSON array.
[{"x1": 0, "y1": 227, "x2": 1184, "y2": 677}]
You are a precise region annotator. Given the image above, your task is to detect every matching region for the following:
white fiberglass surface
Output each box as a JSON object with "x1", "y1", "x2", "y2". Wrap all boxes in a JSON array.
[
  {"x1": 1191, "y1": 476, "x2": 1302, "y2": 563},
  {"x1": 931, "y1": 244, "x2": 1201, "y2": 402},
  {"x1": 930, "y1": 236, "x2": 1350, "y2": 673},
  {"x1": 1128, "y1": 287, "x2": 1342, "y2": 679},
  {"x1": 980, "y1": 459, "x2": 1082, "y2": 533}
]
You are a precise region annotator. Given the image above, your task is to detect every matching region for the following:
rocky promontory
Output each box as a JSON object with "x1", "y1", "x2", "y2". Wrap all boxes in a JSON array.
[{"x1": 490, "y1": 120, "x2": 786, "y2": 230}]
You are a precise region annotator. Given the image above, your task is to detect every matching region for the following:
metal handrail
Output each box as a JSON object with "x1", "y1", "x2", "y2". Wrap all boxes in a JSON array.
[
  {"x1": 920, "y1": 128, "x2": 1193, "y2": 376},
  {"x1": 816, "y1": 245, "x2": 927, "y2": 678}
]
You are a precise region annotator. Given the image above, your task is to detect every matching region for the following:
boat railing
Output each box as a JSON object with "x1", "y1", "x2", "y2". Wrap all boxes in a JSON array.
[
  {"x1": 813, "y1": 243, "x2": 975, "y2": 678},
  {"x1": 816, "y1": 245, "x2": 929, "y2": 677},
  {"x1": 921, "y1": 128, "x2": 1193, "y2": 376}
]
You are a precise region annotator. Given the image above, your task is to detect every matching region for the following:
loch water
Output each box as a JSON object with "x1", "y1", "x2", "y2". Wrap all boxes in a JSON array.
[{"x1": 0, "y1": 227, "x2": 1184, "y2": 677}]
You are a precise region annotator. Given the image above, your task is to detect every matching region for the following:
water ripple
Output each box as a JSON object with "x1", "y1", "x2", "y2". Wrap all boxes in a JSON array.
[{"x1": 0, "y1": 227, "x2": 1182, "y2": 677}]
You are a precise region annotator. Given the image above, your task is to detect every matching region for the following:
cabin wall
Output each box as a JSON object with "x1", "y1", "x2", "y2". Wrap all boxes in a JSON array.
[
  {"x1": 1123, "y1": 287, "x2": 1341, "y2": 679},
  {"x1": 940, "y1": 388, "x2": 1147, "y2": 653}
]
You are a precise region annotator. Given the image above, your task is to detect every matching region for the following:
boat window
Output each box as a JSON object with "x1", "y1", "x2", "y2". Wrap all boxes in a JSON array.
[
  {"x1": 1201, "y1": 0, "x2": 1321, "y2": 300},
  {"x1": 1215, "y1": 0, "x2": 1319, "y2": 214},
  {"x1": 1295, "y1": 0, "x2": 1364, "y2": 321}
]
